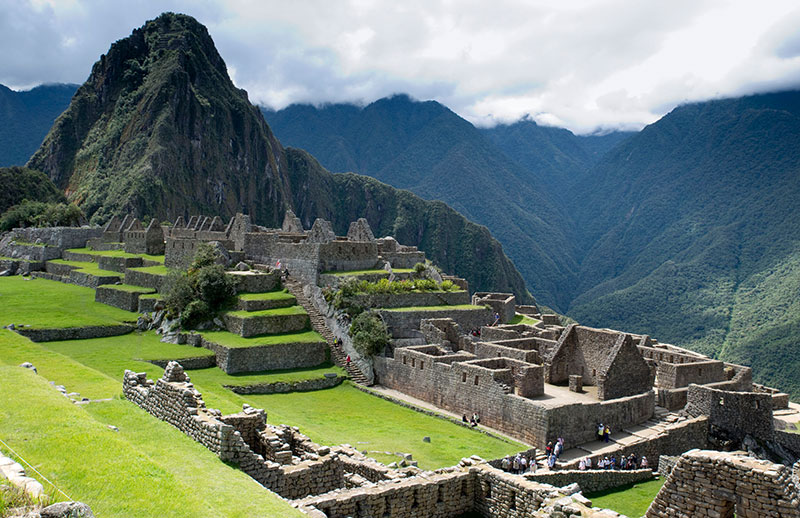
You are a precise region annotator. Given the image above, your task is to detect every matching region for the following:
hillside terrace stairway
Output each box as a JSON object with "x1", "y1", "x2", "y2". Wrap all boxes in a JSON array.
[{"x1": 283, "y1": 277, "x2": 371, "y2": 385}]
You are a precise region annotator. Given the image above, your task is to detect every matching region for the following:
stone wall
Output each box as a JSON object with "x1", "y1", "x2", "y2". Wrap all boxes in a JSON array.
[
  {"x1": 122, "y1": 363, "x2": 402, "y2": 501},
  {"x1": 221, "y1": 312, "x2": 310, "y2": 338},
  {"x1": 645, "y1": 450, "x2": 800, "y2": 518},
  {"x1": 123, "y1": 268, "x2": 166, "y2": 291},
  {"x1": 225, "y1": 374, "x2": 343, "y2": 394},
  {"x1": 9, "y1": 226, "x2": 102, "y2": 250},
  {"x1": 685, "y1": 384, "x2": 774, "y2": 443},
  {"x1": 95, "y1": 285, "x2": 155, "y2": 312},
  {"x1": 379, "y1": 307, "x2": 494, "y2": 338},
  {"x1": 296, "y1": 470, "x2": 476, "y2": 518},
  {"x1": 472, "y1": 292, "x2": 516, "y2": 324},
  {"x1": 375, "y1": 349, "x2": 652, "y2": 449},
  {"x1": 15, "y1": 324, "x2": 134, "y2": 342},
  {"x1": 546, "y1": 325, "x2": 652, "y2": 401},
  {"x1": 346, "y1": 290, "x2": 470, "y2": 310},
  {"x1": 523, "y1": 468, "x2": 654, "y2": 494},
  {"x1": 318, "y1": 241, "x2": 380, "y2": 272},
  {"x1": 227, "y1": 270, "x2": 280, "y2": 293},
  {"x1": 201, "y1": 336, "x2": 326, "y2": 374}
]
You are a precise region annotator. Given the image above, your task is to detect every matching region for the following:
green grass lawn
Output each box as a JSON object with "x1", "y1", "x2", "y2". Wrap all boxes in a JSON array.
[
  {"x1": 509, "y1": 314, "x2": 541, "y2": 325},
  {"x1": 586, "y1": 478, "x2": 664, "y2": 517},
  {"x1": 237, "y1": 290, "x2": 295, "y2": 301},
  {"x1": 0, "y1": 277, "x2": 137, "y2": 328},
  {"x1": 186, "y1": 363, "x2": 346, "y2": 387},
  {"x1": 47, "y1": 259, "x2": 121, "y2": 277},
  {"x1": 224, "y1": 305, "x2": 308, "y2": 318},
  {"x1": 0, "y1": 366, "x2": 303, "y2": 517},
  {"x1": 100, "y1": 283, "x2": 156, "y2": 293},
  {"x1": 383, "y1": 304, "x2": 485, "y2": 312},
  {"x1": 126, "y1": 265, "x2": 170, "y2": 275},
  {"x1": 65, "y1": 247, "x2": 165, "y2": 264},
  {"x1": 200, "y1": 329, "x2": 324, "y2": 348}
]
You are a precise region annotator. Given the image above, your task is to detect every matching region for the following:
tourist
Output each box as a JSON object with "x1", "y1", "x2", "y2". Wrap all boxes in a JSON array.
[
  {"x1": 603, "y1": 424, "x2": 611, "y2": 443},
  {"x1": 462, "y1": 414, "x2": 468, "y2": 423},
  {"x1": 597, "y1": 423, "x2": 604, "y2": 441},
  {"x1": 473, "y1": 412, "x2": 480, "y2": 424},
  {"x1": 545, "y1": 441, "x2": 553, "y2": 458},
  {"x1": 603, "y1": 456, "x2": 610, "y2": 470},
  {"x1": 578, "y1": 458, "x2": 586, "y2": 471},
  {"x1": 621, "y1": 457, "x2": 628, "y2": 470},
  {"x1": 548, "y1": 454, "x2": 557, "y2": 470},
  {"x1": 554, "y1": 439, "x2": 563, "y2": 458},
  {"x1": 493, "y1": 312, "x2": 500, "y2": 326},
  {"x1": 346, "y1": 355, "x2": 351, "y2": 366},
  {"x1": 584, "y1": 456, "x2": 592, "y2": 470},
  {"x1": 530, "y1": 457, "x2": 537, "y2": 472},
  {"x1": 630, "y1": 454, "x2": 638, "y2": 470},
  {"x1": 610, "y1": 456, "x2": 617, "y2": 470},
  {"x1": 640, "y1": 456, "x2": 648, "y2": 469},
  {"x1": 501, "y1": 456, "x2": 511, "y2": 472},
  {"x1": 519, "y1": 455, "x2": 527, "y2": 474},
  {"x1": 512, "y1": 454, "x2": 520, "y2": 474},
  {"x1": 470, "y1": 416, "x2": 477, "y2": 428}
]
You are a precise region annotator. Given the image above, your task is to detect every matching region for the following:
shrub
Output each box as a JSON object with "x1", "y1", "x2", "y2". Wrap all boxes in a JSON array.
[
  {"x1": 180, "y1": 300, "x2": 210, "y2": 329},
  {"x1": 441, "y1": 279, "x2": 456, "y2": 291},
  {"x1": 160, "y1": 247, "x2": 236, "y2": 328},
  {"x1": 349, "y1": 311, "x2": 390, "y2": 357},
  {"x1": 0, "y1": 200, "x2": 84, "y2": 231},
  {"x1": 413, "y1": 262, "x2": 427, "y2": 275}
]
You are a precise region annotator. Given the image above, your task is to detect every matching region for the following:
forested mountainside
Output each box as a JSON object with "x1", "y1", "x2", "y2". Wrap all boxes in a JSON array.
[
  {"x1": 0, "y1": 83, "x2": 77, "y2": 167},
  {"x1": 21, "y1": 12, "x2": 531, "y2": 302},
  {"x1": 0, "y1": 166, "x2": 66, "y2": 214},
  {"x1": 265, "y1": 91, "x2": 800, "y2": 397},
  {"x1": 263, "y1": 97, "x2": 587, "y2": 309},
  {"x1": 567, "y1": 91, "x2": 800, "y2": 395}
]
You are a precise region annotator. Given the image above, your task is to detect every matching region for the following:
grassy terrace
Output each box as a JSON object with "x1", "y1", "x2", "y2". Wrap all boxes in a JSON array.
[
  {"x1": 0, "y1": 365, "x2": 302, "y2": 517},
  {"x1": 509, "y1": 314, "x2": 541, "y2": 325},
  {"x1": 201, "y1": 329, "x2": 324, "y2": 348},
  {"x1": 100, "y1": 283, "x2": 156, "y2": 293},
  {"x1": 238, "y1": 290, "x2": 295, "y2": 301},
  {"x1": 126, "y1": 265, "x2": 170, "y2": 275},
  {"x1": 187, "y1": 363, "x2": 346, "y2": 387},
  {"x1": 48, "y1": 258, "x2": 120, "y2": 277},
  {"x1": 223, "y1": 305, "x2": 308, "y2": 318},
  {"x1": 65, "y1": 247, "x2": 166, "y2": 264},
  {"x1": 382, "y1": 304, "x2": 485, "y2": 312},
  {"x1": 323, "y1": 268, "x2": 415, "y2": 276},
  {"x1": 0, "y1": 277, "x2": 137, "y2": 328},
  {"x1": 586, "y1": 478, "x2": 665, "y2": 517}
]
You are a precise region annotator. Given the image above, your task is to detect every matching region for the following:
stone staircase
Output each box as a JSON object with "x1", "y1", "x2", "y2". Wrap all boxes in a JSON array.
[{"x1": 283, "y1": 278, "x2": 371, "y2": 386}]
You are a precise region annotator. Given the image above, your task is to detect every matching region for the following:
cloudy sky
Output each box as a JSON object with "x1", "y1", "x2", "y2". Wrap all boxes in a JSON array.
[{"x1": 3, "y1": 0, "x2": 800, "y2": 133}]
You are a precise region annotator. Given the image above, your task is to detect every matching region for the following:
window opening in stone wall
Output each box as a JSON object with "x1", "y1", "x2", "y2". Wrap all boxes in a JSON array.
[
  {"x1": 474, "y1": 375, "x2": 479, "y2": 386},
  {"x1": 403, "y1": 356, "x2": 406, "y2": 365},
  {"x1": 509, "y1": 490, "x2": 516, "y2": 510},
  {"x1": 461, "y1": 480, "x2": 468, "y2": 496},
  {"x1": 462, "y1": 372, "x2": 467, "y2": 382},
  {"x1": 699, "y1": 367, "x2": 703, "y2": 376},
  {"x1": 411, "y1": 358, "x2": 415, "y2": 367},
  {"x1": 484, "y1": 482, "x2": 492, "y2": 499},
  {"x1": 420, "y1": 361, "x2": 424, "y2": 370},
  {"x1": 436, "y1": 485, "x2": 444, "y2": 503},
  {"x1": 592, "y1": 369, "x2": 596, "y2": 377},
  {"x1": 754, "y1": 400, "x2": 759, "y2": 409}
]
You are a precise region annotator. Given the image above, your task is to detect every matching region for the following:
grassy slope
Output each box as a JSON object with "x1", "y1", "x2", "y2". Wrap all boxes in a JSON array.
[
  {"x1": 0, "y1": 277, "x2": 137, "y2": 328},
  {"x1": 0, "y1": 365, "x2": 302, "y2": 517},
  {"x1": 223, "y1": 305, "x2": 307, "y2": 318},
  {"x1": 237, "y1": 290, "x2": 294, "y2": 301},
  {"x1": 66, "y1": 247, "x2": 165, "y2": 264},
  {"x1": 586, "y1": 478, "x2": 665, "y2": 518},
  {"x1": 200, "y1": 329, "x2": 324, "y2": 348}
]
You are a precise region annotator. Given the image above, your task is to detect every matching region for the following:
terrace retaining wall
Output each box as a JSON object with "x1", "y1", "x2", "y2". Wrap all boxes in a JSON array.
[
  {"x1": 201, "y1": 337, "x2": 326, "y2": 374},
  {"x1": 15, "y1": 324, "x2": 134, "y2": 342}
]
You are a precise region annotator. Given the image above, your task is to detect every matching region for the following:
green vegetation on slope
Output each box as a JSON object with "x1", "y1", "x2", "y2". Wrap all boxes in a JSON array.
[
  {"x1": 0, "y1": 277, "x2": 136, "y2": 328},
  {"x1": 0, "y1": 83, "x2": 77, "y2": 167},
  {"x1": 0, "y1": 365, "x2": 303, "y2": 517},
  {"x1": 586, "y1": 478, "x2": 664, "y2": 518},
  {"x1": 0, "y1": 166, "x2": 66, "y2": 214}
]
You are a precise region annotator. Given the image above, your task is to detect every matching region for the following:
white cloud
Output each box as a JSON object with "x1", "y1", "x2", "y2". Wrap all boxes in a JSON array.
[{"x1": 1, "y1": 0, "x2": 799, "y2": 133}]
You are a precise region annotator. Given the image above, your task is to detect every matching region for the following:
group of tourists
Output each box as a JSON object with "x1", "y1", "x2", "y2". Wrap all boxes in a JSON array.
[
  {"x1": 461, "y1": 412, "x2": 481, "y2": 428},
  {"x1": 579, "y1": 453, "x2": 648, "y2": 471},
  {"x1": 597, "y1": 422, "x2": 611, "y2": 443},
  {"x1": 500, "y1": 451, "x2": 538, "y2": 474},
  {"x1": 545, "y1": 437, "x2": 565, "y2": 469}
]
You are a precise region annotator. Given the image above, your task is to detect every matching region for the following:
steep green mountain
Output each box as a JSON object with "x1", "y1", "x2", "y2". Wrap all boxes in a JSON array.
[
  {"x1": 28, "y1": 13, "x2": 291, "y2": 227},
  {"x1": 0, "y1": 83, "x2": 77, "y2": 167},
  {"x1": 26, "y1": 12, "x2": 531, "y2": 302},
  {"x1": 0, "y1": 166, "x2": 66, "y2": 213},
  {"x1": 481, "y1": 120, "x2": 634, "y2": 193},
  {"x1": 567, "y1": 91, "x2": 800, "y2": 396},
  {"x1": 263, "y1": 98, "x2": 580, "y2": 309}
]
